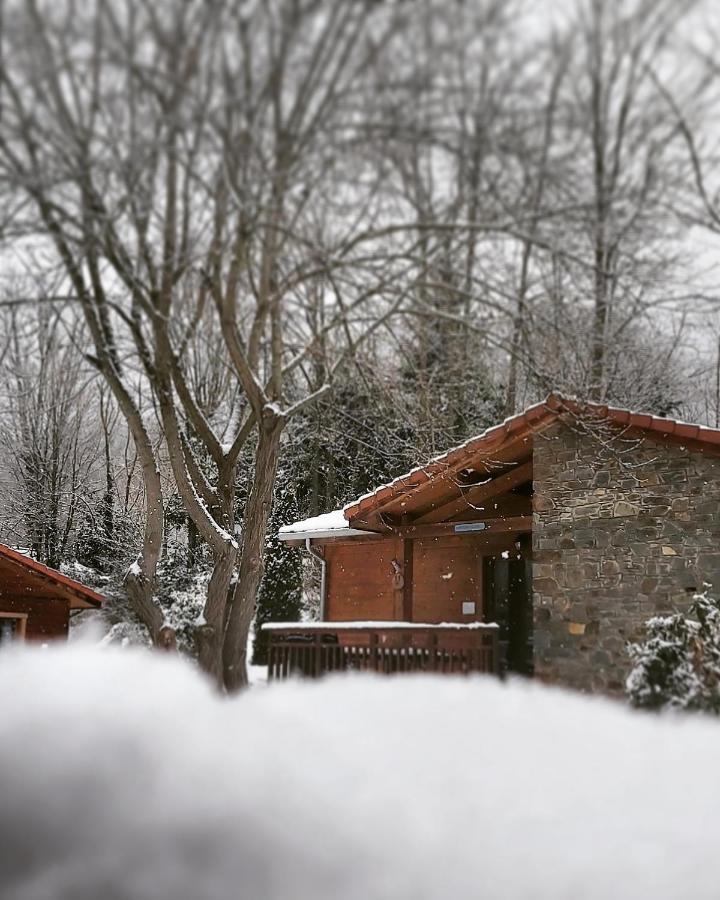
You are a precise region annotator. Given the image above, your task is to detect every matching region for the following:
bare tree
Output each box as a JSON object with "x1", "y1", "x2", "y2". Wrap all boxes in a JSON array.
[
  {"x1": 0, "y1": 304, "x2": 100, "y2": 565},
  {"x1": 0, "y1": 0, "x2": 707, "y2": 692},
  {"x1": 549, "y1": 0, "x2": 695, "y2": 400},
  {"x1": 0, "y1": 0, "x2": 414, "y2": 689}
]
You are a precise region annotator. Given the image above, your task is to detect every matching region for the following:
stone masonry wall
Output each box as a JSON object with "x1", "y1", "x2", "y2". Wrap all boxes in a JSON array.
[{"x1": 532, "y1": 418, "x2": 720, "y2": 694}]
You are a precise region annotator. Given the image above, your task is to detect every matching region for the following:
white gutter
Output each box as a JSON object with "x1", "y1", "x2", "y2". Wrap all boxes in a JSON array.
[{"x1": 305, "y1": 538, "x2": 328, "y2": 620}]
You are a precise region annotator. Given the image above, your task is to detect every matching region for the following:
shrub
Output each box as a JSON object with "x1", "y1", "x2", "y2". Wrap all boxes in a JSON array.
[{"x1": 627, "y1": 590, "x2": 720, "y2": 713}]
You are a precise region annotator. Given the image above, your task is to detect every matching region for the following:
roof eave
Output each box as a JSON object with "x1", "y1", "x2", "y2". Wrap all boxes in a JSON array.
[
  {"x1": 0, "y1": 544, "x2": 104, "y2": 608},
  {"x1": 278, "y1": 527, "x2": 375, "y2": 542}
]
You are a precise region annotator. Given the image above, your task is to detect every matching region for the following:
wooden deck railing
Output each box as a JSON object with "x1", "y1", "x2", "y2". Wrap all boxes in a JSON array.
[{"x1": 263, "y1": 622, "x2": 501, "y2": 681}]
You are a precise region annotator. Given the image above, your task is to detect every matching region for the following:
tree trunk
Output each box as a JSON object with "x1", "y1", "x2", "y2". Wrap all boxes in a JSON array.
[
  {"x1": 222, "y1": 411, "x2": 284, "y2": 692},
  {"x1": 589, "y1": 237, "x2": 609, "y2": 401},
  {"x1": 101, "y1": 397, "x2": 114, "y2": 547},
  {"x1": 122, "y1": 439, "x2": 167, "y2": 645},
  {"x1": 196, "y1": 543, "x2": 238, "y2": 687}
]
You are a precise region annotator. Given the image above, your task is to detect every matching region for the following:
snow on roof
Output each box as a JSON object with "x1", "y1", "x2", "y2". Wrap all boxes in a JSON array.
[{"x1": 278, "y1": 509, "x2": 373, "y2": 541}]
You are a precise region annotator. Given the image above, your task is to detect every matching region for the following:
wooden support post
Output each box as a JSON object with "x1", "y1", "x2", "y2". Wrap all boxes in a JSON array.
[
  {"x1": 391, "y1": 536, "x2": 403, "y2": 619},
  {"x1": 371, "y1": 631, "x2": 379, "y2": 672},
  {"x1": 314, "y1": 632, "x2": 322, "y2": 678},
  {"x1": 429, "y1": 631, "x2": 438, "y2": 672},
  {"x1": 402, "y1": 538, "x2": 413, "y2": 621}
]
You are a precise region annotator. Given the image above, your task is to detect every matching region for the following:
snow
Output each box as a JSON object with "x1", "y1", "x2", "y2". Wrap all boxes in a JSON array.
[
  {"x1": 281, "y1": 508, "x2": 347, "y2": 532},
  {"x1": 261, "y1": 620, "x2": 499, "y2": 630},
  {"x1": 98, "y1": 620, "x2": 151, "y2": 649},
  {"x1": 5, "y1": 646, "x2": 720, "y2": 899},
  {"x1": 278, "y1": 508, "x2": 374, "y2": 541}
]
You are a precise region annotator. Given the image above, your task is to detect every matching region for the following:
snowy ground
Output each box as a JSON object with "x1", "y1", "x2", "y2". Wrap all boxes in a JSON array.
[{"x1": 3, "y1": 647, "x2": 720, "y2": 900}]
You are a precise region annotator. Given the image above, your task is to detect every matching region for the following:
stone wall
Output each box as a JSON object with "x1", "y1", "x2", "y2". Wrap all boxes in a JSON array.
[{"x1": 532, "y1": 418, "x2": 720, "y2": 693}]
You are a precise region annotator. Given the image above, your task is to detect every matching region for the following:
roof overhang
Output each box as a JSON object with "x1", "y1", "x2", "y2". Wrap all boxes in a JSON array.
[
  {"x1": 342, "y1": 393, "x2": 720, "y2": 531},
  {"x1": 0, "y1": 544, "x2": 104, "y2": 609},
  {"x1": 279, "y1": 526, "x2": 376, "y2": 542},
  {"x1": 280, "y1": 393, "x2": 720, "y2": 541},
  {"x1": 278, "y1": 509, "x2": 376, "y2": 543}
]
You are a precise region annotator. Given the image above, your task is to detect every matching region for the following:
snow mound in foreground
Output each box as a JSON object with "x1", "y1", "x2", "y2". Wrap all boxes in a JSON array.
[{"x1": 2, "y1": 647, "x2": 720, "y2": 900}]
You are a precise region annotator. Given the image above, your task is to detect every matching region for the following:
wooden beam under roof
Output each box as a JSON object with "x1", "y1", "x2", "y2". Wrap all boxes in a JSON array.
[
  {"x1": 415, "y1": 460, "x2": 533, "y2": 525},
  {"x1": 391, "y1": 515, "x2": 532, "y2": 540},
  {"x1": 447, "y1": 494, "x2": 532, "y2": 522},
  {"x1": 349, "y1": 434, "x2": 537, "y2": 530}
]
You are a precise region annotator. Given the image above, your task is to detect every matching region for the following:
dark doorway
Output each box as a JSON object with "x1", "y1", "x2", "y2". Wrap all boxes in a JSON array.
[{"x1": 483, "y1": 536, "x2": 533, "y2": 676}]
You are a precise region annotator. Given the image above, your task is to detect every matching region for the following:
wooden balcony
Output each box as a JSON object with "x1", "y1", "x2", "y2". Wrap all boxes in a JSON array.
[{"x1": 263, "y1": 622, "x2": 501, "y2": 681}]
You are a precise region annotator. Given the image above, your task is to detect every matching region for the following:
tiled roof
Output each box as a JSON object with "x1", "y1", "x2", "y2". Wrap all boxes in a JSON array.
[
  {"x1": 343, "y1": 393, "x2": 720, "y2": 524},
  {"x1": 0, "y1": 543, "x2": 104, "y2": 609}
]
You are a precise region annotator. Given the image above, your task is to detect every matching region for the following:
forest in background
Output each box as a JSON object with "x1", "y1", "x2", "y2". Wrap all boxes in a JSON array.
[{"x1": 0, "y1": 0, "x2": 719, "y2": 687}]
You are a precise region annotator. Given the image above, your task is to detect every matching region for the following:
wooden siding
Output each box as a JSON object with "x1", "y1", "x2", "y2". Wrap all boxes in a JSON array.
[
  {"x1": 412, "y1": 536, "x2": 484, "y2": 623},
  {"x1": 0, "y1": 596, "x2": 69, "y2": 641},
  {"x1": 325, "y1": 540, "x2": 398, "y2": 620},
  {"x1": 0, "y1": 549, "x2": 102, "y2": 609},
  {"x1": 325, "y1": 535, "x2": 487, "y2": 624}
]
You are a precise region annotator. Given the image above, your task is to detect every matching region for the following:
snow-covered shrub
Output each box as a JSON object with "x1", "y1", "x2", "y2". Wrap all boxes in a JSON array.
[
  {"x1": 627, "y1": 590, "x2": 720, "y2": 712},
  {"x1": 163, "y1": 569, "x2": 211, "y2": 654}
]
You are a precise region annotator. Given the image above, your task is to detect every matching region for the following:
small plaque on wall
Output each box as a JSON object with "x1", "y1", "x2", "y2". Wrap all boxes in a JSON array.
[{"x1": 462, "y1": 601, "x2": 476, "y2": 615}]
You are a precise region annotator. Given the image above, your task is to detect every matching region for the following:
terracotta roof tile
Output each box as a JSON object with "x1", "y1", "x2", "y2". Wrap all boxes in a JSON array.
[
  {"x1": 672, "y1": 423, "x2": 699, "y2": 440},
  {"x1": 343, "y1": 393, "x2": 720, "y2": 524},
  {"x1": 0, "y1": 544, "x2": 104, "y2": 609},
  {"x1": 698, "y1": 428, "x2": 720, "y2": 445},
  {"x1": 649, "y1": 418, "x2": 675, "y2": 434}
]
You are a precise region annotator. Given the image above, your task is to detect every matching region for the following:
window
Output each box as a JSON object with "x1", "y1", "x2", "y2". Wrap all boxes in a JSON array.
[{"x1": 0, "y1": 613, "x2": 27, "y2": 646}]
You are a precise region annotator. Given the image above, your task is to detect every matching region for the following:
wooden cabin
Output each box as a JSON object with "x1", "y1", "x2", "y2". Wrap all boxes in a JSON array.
[
  {"x1": 0, "y1": 543, "x2": 103, "y2": 647},
  {"x1": 273, "y1": 393, "x2": 720, "y2": 694}
]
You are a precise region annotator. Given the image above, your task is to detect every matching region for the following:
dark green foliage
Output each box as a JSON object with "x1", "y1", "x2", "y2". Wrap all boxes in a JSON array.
[
  {"x1": 293, "y1": 379, "x2": 415, "y2": 514},
  {"x1": 74, "y1": 503, "x2": 136, "y2": 574},
  {"x1": 252, "y1": 475, "x2": 303, "y2": 665},
  {"x1": 627, "y1": 592, "x2": 720, "y2": 713},
  {"x1": 74, "y1": 514, "x2": 109, "y2": 571}
]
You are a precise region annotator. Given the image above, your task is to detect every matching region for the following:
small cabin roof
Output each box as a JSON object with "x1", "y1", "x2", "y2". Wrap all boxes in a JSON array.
[
  {"x1": 281, "y1": 393, "x2": 720, "y2": 538},
  {"x1": 0, "y1": 544, "x2": 104, "y2": 609}
]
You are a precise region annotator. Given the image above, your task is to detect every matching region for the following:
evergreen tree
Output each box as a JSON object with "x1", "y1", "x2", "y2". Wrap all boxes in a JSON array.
[
  {"x1": 627, "y1": 591, "x2": 720, "y2": 713},
  {"x1": 251, "y1": 473, "x2": 303, "y2": 665}
]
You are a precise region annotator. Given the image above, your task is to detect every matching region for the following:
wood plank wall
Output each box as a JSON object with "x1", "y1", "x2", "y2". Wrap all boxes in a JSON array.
[
  {"x1": 324, "y1": 535, "x2": 484, "y2": 623},
  {"x1": 325, "y1": 541, "x2": 397, "y2": 620},
  {"x1": 0, "y1": 597, "x2": 70, "y2": 640},
  {"x1": 412, "y1": 536, "x2": 483, "y2": 623}
]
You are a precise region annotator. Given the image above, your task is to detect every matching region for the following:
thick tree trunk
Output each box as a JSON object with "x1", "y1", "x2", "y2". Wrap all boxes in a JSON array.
[
  {"x1": 222, "y1": 412, "x2": 284, "y2": 692},
  {"x1": 121, "y1": 431, "x2": 167, "y2": 646},
  {"x1": 196, "y1": 544, "x2": 238, "y2": 687},
  {"x1": 589, "y1": 237, "x2": 609, "y2": 401}
]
